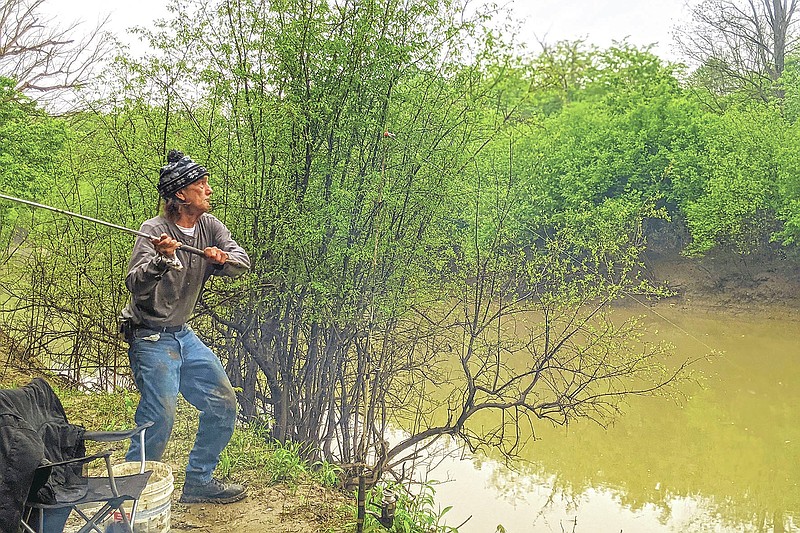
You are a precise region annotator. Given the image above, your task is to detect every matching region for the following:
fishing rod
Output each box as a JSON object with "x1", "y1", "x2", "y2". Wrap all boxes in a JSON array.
[{"x1": 0, "y1": 192, "x2": 247, "y2": 269}]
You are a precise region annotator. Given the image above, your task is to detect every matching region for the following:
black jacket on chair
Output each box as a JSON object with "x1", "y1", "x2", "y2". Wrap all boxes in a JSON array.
[{"x1": 0, "y1": 377, "x2": 86, "y2": 532}]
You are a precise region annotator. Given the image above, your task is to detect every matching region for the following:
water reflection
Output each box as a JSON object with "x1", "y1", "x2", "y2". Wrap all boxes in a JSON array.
[{"x1": 429, "y1": 306, "x2": 800, "y2": 532}]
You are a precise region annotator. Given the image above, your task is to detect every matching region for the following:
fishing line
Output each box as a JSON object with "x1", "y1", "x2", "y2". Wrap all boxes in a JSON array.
[{"x1": 525, "y1": 208, "x2": 723, "y2": 356}]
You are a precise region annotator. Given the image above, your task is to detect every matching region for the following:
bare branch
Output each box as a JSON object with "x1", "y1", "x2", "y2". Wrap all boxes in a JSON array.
[
  {"x1": 0, "y1": 0, "x2": 112, "y2": 108},
  {"x1": 675, "y1": 0, "x2": 800, "y2": 100}
]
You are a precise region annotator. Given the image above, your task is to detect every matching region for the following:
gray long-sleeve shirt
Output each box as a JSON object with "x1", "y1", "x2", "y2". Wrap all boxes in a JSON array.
[{"x1": 121, "y1": 213, "x2": 250, "y2": 328}]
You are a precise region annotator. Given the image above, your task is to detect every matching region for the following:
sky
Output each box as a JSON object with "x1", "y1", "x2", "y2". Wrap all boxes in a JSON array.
[
  {"x1": 44, "y1": 0, "x2": 691, "y2": 62},
  {"x1": 510, "y1": 0, "x2": 690, "y2": 60}
]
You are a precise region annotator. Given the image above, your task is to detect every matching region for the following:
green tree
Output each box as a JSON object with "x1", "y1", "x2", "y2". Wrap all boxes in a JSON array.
[
  {"x1": 0, "y1": 77, "x2": 65, "y2": 268},
  {"x1": 0, "y1": 78, "x2": 65, "y2": 199},
  {"x1": 516, "y1": 45, "x2": 703, "y2": 226},
  {"x1": 683, "y1": 104, "x2": 787, "y2": 255}
]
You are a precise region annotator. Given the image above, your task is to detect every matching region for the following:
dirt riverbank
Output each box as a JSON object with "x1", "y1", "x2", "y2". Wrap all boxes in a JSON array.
[{"x1": 642, "y1": 250, "x2": 800, "y2": 318}]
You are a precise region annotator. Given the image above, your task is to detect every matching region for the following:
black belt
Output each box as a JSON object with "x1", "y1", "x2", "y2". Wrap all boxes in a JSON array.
[{"x1": 137, "y1": 323, "x2": 185, "y2": 333}]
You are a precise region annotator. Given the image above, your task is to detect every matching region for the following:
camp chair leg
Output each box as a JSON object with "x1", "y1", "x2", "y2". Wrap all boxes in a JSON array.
[
  {"x1": 72, "y1": 502, "x2": 134, "y2": 533},
  {"x1": 116, "y1": 505, "x2": 135, "y2": 532},
  {"x1": 20, "y1": 508, "x2": 46, "y2": 533},
  {"x1": 73, "y1": 502, "x2": 113, "y2": 533},
  {"x1": 129, "y1": 499, "x2": 140, "y2": 525},
  {"x1": 19, "y1": 511, "x2": 37, "y2": 533},
  {"x1": 20, "y1": 506, "x2": 73, "y2": 533}
]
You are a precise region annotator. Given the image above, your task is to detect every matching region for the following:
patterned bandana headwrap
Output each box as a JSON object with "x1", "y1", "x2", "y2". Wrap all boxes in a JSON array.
[{"x1": 157, "y1": 150, "x2": 208, "y2": 198}]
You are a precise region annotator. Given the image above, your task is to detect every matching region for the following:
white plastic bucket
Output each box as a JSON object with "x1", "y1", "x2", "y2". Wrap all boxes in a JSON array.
[{"x1": 106, "y1": 461, "x2": 174, "y2": 533}]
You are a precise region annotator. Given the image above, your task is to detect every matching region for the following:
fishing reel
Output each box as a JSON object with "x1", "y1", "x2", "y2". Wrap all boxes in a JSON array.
[{"x1": 366, "y1": 488, "x2": 397, "y2": 529}]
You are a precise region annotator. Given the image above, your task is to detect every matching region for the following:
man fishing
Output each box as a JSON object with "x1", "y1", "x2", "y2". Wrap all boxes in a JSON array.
[{"x1": 120, "y1": 149, "x2": 250, "y2": 504}]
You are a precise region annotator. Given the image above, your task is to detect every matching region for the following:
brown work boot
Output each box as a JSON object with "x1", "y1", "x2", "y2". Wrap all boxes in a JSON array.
[{"x1": 179, "y1": 477, "x2": 247, "y2": 504}]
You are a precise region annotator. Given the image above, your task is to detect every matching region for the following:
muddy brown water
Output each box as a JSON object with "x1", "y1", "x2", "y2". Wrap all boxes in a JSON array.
[{"x1": 429, "y1": 305, "x2": 800, "y2": 532}]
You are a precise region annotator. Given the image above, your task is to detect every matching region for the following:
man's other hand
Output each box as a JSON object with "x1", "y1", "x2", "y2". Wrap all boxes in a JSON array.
[{"x1": 204, "y1": 246, "x2": 228, "y2": 265}]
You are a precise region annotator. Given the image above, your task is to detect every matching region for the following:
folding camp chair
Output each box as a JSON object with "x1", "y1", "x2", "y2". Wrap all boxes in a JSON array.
[
  {"x1": 21, "y1": 423, "x2": 154, "y2": 533},
  {"x1": 0, "y1": 378, "x2": 154, "y2": 533}
]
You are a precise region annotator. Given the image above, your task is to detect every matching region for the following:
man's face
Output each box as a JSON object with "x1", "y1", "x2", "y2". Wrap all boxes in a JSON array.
[{"x1": 176, "y1": 175, "x2": 213, "y2": 213}]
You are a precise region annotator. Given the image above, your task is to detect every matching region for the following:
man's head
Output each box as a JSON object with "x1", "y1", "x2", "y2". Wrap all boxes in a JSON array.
[
  {"x1": 158, "y1": 150, "x2": 213, "y2": 220},
  {"x1": 158, "y1": 150, "x2": 208, "y2": 198}
]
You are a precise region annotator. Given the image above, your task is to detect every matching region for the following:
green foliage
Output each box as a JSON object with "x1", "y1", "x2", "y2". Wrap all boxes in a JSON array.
[
  {"x1": 0, "y1": 77, "x2": 65, "y2": 198},
  {"x1": 527, "y1": 40, "x2": 598, "y2": 113},
  {"x1": 512, "y1": 41, "x2": 800, "y2": 259},
  {"x1": 683, "y1": 104, "x2": 786, "y2": 254},
  {"x1": 216, "y1": 421, "x2": 272, "y2": 478},
  {"x1": 393, "y1": 483, "x2": 456, "y2": 533},
  {"x1": 56, "y1": 386, "x2": 138, "y2": 432},
  {"x1": 780, "y1": 56, "x2": 800, "y2": 122},
  {"x1": 214, "y1": 425, "x2": 341, "y2": 491},
  {"x1": 312, "y1": 459, "x2": 344, "y2": 488},
  {"x1": 266, "y1": 440, "x2": 310, "y2": 486},
  {"x1": 518, "y1": 44, "x2": 705, "y2": 224}
]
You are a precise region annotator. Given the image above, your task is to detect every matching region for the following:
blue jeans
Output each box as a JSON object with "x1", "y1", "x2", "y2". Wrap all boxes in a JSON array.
[{"x1": 125, "y1": 326, "x2": 237, "y2": 485}]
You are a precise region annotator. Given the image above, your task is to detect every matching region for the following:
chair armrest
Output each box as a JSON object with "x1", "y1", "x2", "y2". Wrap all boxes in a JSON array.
[
  {"x1": 36, "y1": 449, "x2": 114, "y2": 470},
  {"x1": 83, "y1": 421, "x2": 154, "y2": 442}
]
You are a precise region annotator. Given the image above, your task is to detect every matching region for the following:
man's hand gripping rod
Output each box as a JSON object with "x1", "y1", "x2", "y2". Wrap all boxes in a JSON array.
[{"x1": 0, "y1": 192, "x2": 247, "y2": 269}]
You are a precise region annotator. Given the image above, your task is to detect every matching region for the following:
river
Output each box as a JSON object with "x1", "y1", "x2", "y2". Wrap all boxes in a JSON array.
[{"x1": 428, "y1": 305, "x2": 800, "y2": 532}]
